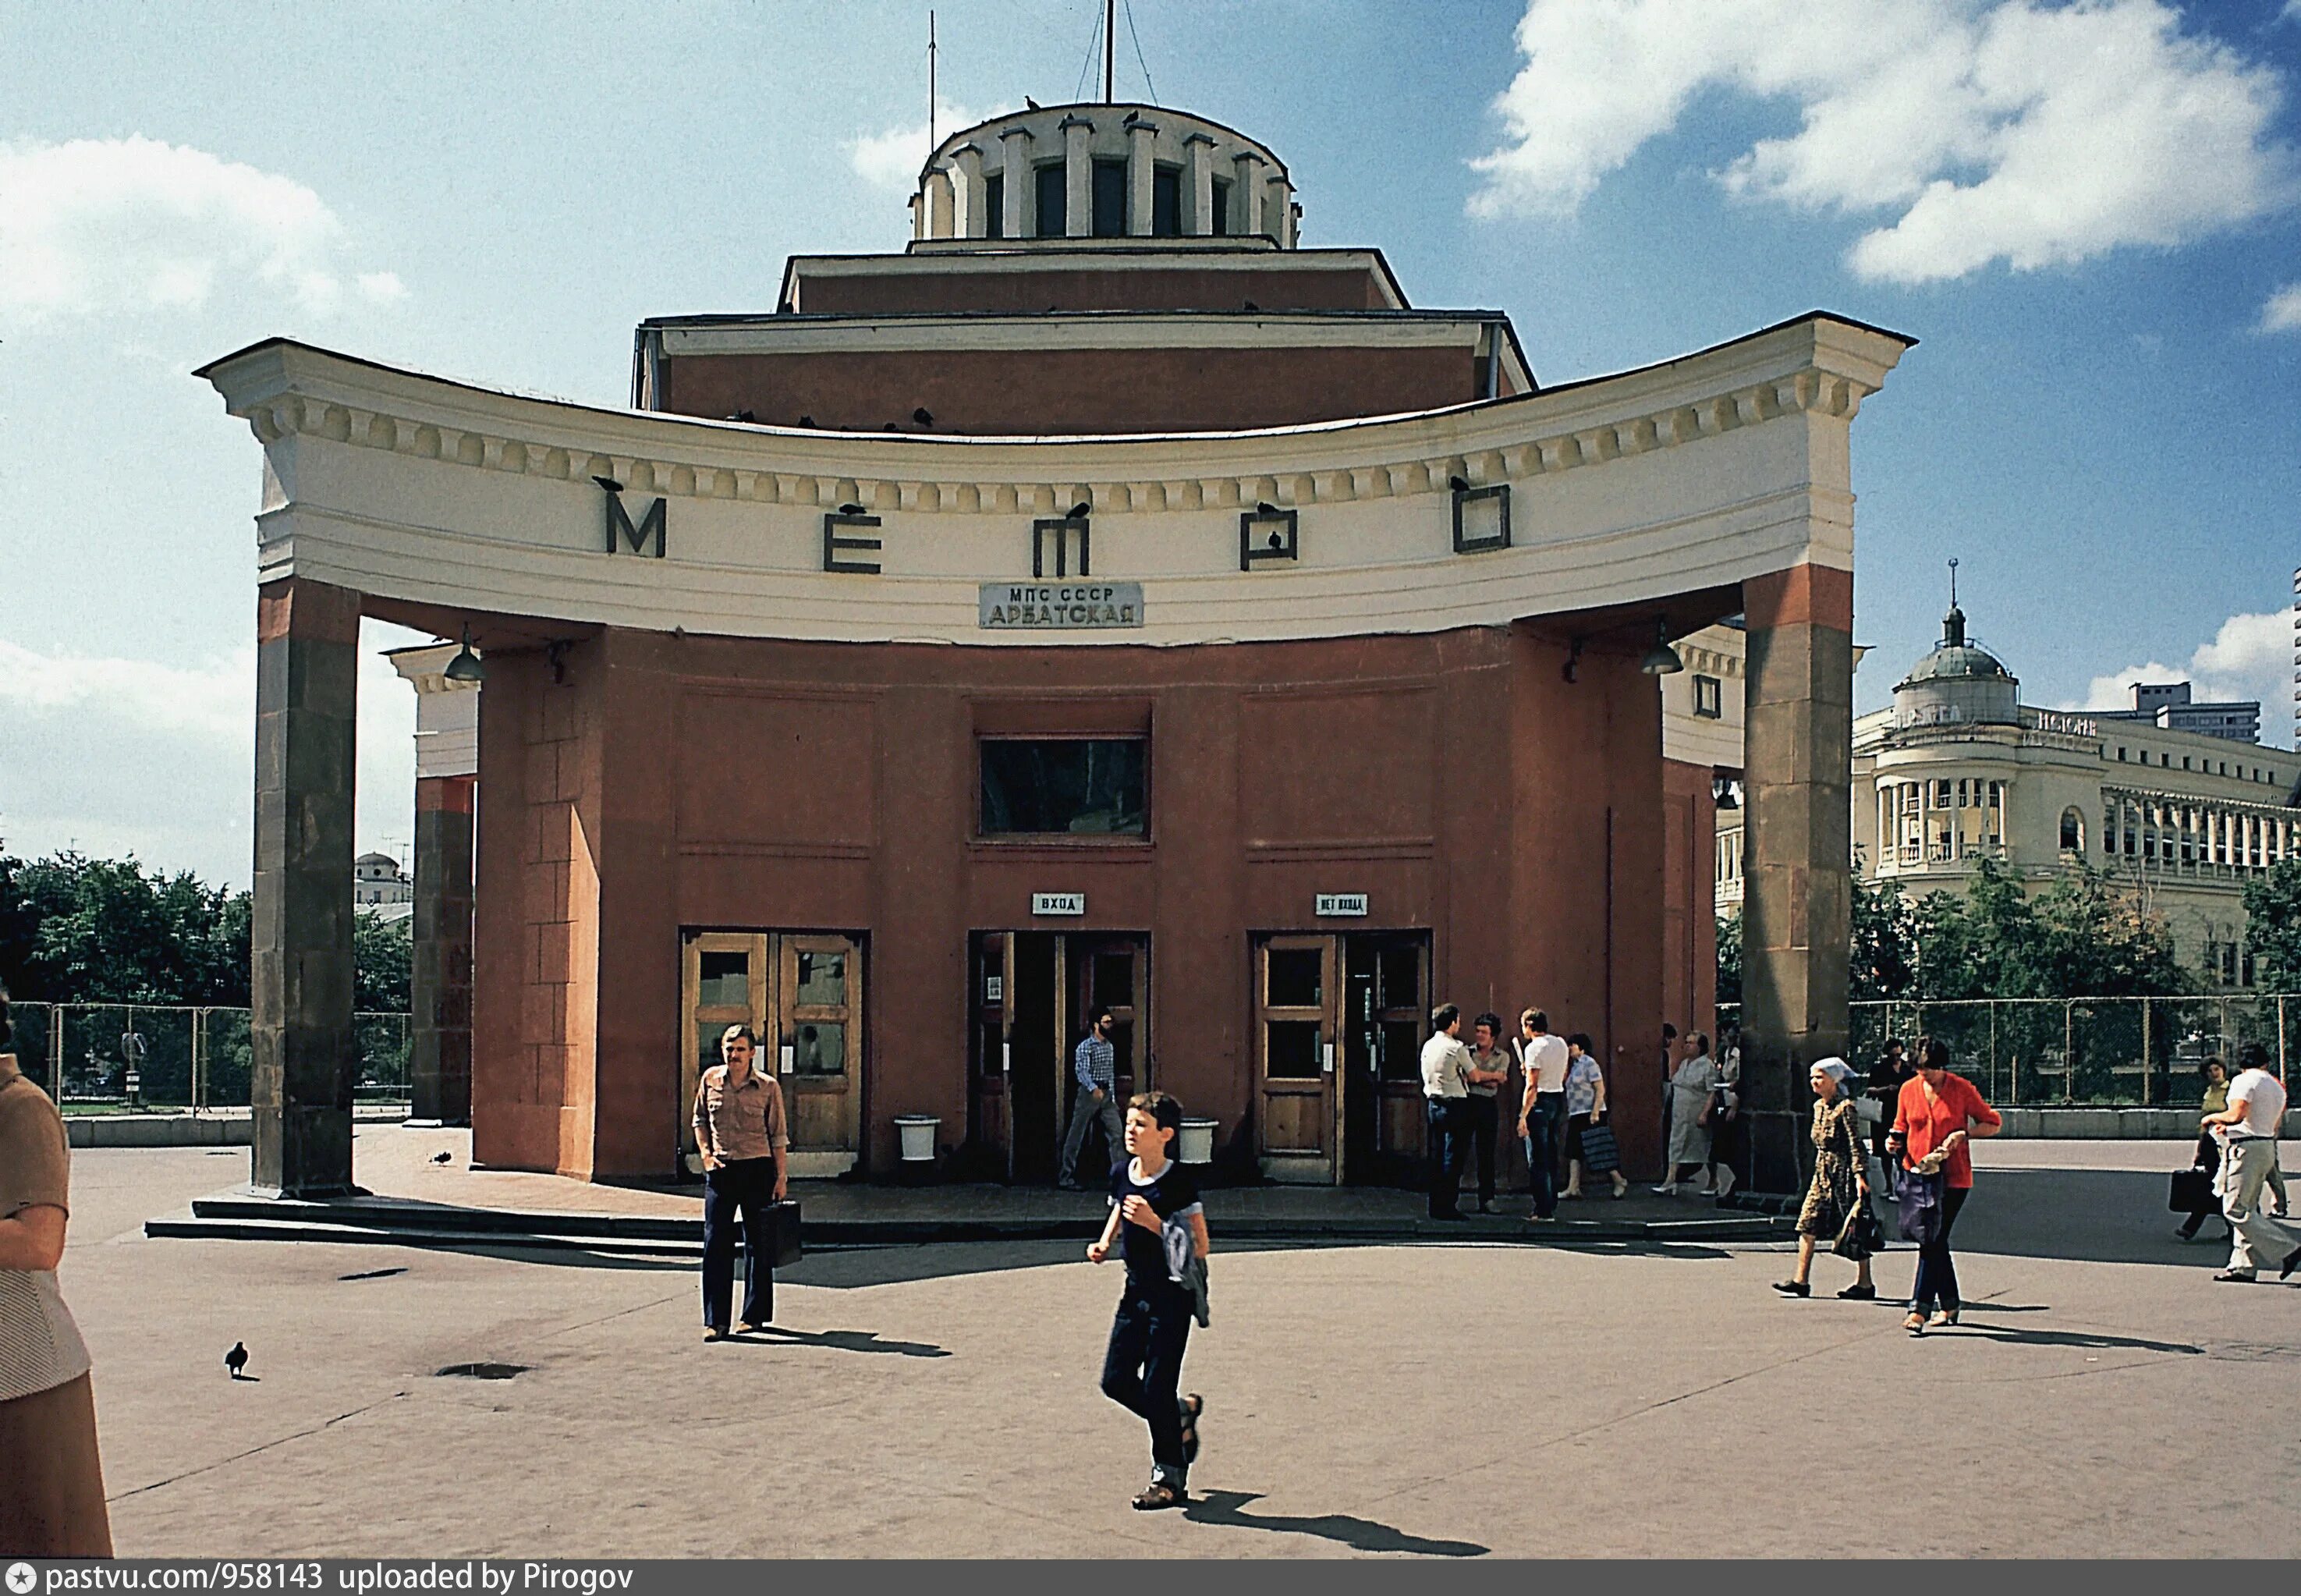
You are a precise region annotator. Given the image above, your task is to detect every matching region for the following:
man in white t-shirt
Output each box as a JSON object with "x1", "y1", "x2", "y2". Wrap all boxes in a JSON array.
[
  {"x1": 2204, "y1": 1044, "x2": 2301, "y2": 1283},
  {"x1": 1516, "y1": 1009, "x2": 1570, "y2": 1222},
  {"x1": 1420, "y1": 1005, "x2": 1476, "y2": 1221}
]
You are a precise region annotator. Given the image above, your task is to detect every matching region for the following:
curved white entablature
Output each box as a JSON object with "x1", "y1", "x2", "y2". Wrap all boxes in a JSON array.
[
  {"x1": 199, "y1": 314, "x2": 1909, "y2": 647},
  {"x1": 913, "y1": 102, "x2": 1296, "y2": 246}
]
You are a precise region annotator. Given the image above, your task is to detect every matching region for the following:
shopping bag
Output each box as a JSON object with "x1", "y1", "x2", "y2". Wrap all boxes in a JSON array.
[{"x1": 1576, "y1": 1123, "x2": 1621, "y2": 1176}]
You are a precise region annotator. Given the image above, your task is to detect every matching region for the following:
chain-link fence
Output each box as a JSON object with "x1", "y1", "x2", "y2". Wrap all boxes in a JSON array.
[
  {"x1": 5, "y1": 1003, "x2": 409, "y2": 1112},
  {"x1": 1721, "y1": 995, "x2": 2297, "y2": 1106}
]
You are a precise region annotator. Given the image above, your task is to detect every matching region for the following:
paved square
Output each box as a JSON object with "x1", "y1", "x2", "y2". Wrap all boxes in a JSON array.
[{"x1": 56, "y1": 1142, "x2": 2301, "y2": 1558}]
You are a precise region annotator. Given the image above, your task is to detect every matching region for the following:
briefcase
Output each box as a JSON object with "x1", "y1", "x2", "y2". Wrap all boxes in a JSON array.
[
  {"x1": 741, "y1": 1200, "x2": 803, "y2": 1267},
  {"x1": 1576, "y1": 1123, "x2": 1621, "y2": 1177},
  {"x1": 2168, "y1": 1168, "x2": 2214, "y2": 1215}
]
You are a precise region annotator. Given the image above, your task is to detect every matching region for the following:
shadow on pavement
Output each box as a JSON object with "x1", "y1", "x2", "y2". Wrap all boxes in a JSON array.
[
  {"x1": 1183, "y1": 1490, "x2": 1487, "y2": 1556},
  {"x1": 1948, "y1": 1325, "x2": 2202, "y2": 1356},
  {"x1": 732, "y1": 1326, "x2": 949, "y2": 1358},
  {"x1": 1947, "y1": 1167, "x2": 2276, "y2": 1269}
]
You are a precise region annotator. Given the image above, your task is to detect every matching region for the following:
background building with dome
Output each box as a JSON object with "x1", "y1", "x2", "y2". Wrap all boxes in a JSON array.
[
  {"x1": 1712, "y1": 590, "x2": 2299, "y2": 988},
  {"x1": 202, "y1": 94, "x2": 1912, "y2": 1197}
]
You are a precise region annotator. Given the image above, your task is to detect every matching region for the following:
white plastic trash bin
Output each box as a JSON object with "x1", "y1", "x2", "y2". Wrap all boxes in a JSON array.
[
  {"x1": 894, "y1": 1115, "x2": 940, "y2": 1162},
  {"x1": 1179, "y1": 1118, "x2": 1218, "y2": 1165}
]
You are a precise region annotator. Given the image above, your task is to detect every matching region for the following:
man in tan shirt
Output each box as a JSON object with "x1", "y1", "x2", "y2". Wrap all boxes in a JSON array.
[{"x1": 692, "y1": 1026, "x2": 789, "y2": 1339}]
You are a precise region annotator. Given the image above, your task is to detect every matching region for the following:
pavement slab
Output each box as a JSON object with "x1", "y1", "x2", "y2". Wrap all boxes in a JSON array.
[{"x1": 51, "y1": 1142, "x2": 2301, "y2": 1559}]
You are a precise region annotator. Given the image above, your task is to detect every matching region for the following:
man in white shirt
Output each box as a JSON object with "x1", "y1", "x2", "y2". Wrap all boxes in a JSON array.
[
  {"x1": 1516, "y1": 1009, "x2": 1569, "y2": 1222},
  {"x1": 2206, "y1": 1043, "x2": 2301, "y2": 1283},
  {"x1": 1420, "y1": 1004, "x2": 1475, "y2": 1220}
]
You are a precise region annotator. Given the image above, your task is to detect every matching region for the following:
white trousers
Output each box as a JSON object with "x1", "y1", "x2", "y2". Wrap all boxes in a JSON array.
[{"x1": 2220, "y1": 1137, "x2": 2301, "y2": 1276}]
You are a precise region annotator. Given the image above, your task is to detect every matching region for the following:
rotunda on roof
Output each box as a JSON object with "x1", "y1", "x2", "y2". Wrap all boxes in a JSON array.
[{"x1": 1893, "y1": 600, "x2": 2019, "y2": 729}]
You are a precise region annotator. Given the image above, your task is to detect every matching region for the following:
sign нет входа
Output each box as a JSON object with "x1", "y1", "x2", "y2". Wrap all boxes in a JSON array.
[{"x1": 1315, "y1": 893, "x2": 1369, "y2": 917}]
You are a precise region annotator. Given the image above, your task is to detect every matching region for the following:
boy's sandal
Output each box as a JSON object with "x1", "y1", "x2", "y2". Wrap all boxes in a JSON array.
[
  {"x1": 1179, "y1": 1393, "x2": 1204, "y2": 1462},
  {"x1": 1132, "y1": 1481, "x2": 1186, "y2": 1511}
]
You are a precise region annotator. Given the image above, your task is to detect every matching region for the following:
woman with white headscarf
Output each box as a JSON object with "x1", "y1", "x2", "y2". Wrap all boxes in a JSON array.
[{"x1": 1771, "y1": 1058, "x2": 1876, "y2": 1300}]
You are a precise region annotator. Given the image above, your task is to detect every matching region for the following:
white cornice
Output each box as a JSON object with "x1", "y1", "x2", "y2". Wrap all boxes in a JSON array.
[
  {"x1": 200, "y1": 314, "x2": 1909, "y2": 647},
  {"x1": 203, "y1": 315, "x2": 1904, "y2": 520}
]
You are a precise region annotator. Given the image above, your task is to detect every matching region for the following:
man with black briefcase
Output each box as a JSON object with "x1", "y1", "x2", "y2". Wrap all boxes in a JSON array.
[{"x1": 693, "y1": 1026, "x2": 796, "y2": 1339}]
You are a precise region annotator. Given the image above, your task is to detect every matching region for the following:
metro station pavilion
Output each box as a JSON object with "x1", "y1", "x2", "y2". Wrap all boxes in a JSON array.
[{"x1": 199, "y1": 101, "x2": 1910, "y2": 1196}]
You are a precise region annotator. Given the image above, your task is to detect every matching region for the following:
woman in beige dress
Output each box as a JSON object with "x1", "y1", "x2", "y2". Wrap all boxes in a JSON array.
[
  {"x1": 0, "y1": 987, "x2": 113, "y2": 1556},
  {"x1": 1771, "y1": 1059, "x2": 1876, "y2": 1300}
]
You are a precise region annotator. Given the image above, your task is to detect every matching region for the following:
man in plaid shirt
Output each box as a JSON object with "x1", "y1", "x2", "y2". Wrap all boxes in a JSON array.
[{"x1": 1058, "y1": 1006, "x2": 1125, "y2": 1190}]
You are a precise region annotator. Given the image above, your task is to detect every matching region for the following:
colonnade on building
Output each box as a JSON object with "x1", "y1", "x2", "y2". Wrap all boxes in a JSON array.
[
  {"x1": 913, "y1": 105, "x2": 1299, "y2": 245},
  {"x1": 1877, "y1": 775, "x2": 2008, "y2": 868},
  {"x1": 2100, "y1": 789, "x2": 2295, "y2": 876}
]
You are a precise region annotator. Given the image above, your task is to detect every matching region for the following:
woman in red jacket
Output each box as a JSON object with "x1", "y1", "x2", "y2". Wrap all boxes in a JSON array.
[{"x1": 1890, "y1": 1037, "x2": 2001, "y2": 1335}]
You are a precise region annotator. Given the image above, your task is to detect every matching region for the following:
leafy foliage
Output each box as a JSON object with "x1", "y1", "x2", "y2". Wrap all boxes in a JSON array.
[
  {"x1": 2240, "y1": 857, "x2": 2301, "y2": 994},
  {"x1": 1721, "y1": 854, "x2": 2199, "y2": 1005},
  {"x1": 0, "y1": 849, "x2": 409, "y2": 1012}
]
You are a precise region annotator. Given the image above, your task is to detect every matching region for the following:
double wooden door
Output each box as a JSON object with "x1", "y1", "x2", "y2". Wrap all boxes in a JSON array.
[
  {"x1": 681, "y1": 931, "x2": 864, "y2": 1178},
  {"x1": 1253, "y1": 932, "x2": 1429, "y2": 1184},
  {"x1": 969, "y1": 931, "x2": 1147, "y2": 1183}
]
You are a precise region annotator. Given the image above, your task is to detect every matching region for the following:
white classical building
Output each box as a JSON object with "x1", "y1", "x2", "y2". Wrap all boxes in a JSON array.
[{"x1": 1714, "y1": 597, "x2": 2300, "y2": 987}]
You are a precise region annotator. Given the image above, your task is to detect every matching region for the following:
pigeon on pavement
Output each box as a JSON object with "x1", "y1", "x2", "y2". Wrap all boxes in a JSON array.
[{"x1": 225, "y1": 1342, "x2": 249, "y2": 1379}]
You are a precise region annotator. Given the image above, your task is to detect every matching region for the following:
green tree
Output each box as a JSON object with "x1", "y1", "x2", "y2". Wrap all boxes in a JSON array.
[
  {"x1": 1850, "y1": 867, "x2": 1917, "y2": 1001},
  {"x1": 1715, "y1": 909, "x2": 1741, "y2": 1009},
  {"x1": 2242, "y1": 857, "x2": 2301, "y2": 992},
  {"x1": 353, "y1": 910, "x2": 411, "y2": 1012}
]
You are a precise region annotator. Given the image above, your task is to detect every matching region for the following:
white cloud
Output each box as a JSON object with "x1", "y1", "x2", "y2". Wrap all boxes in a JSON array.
[
  {"x1": 2076, "y1": 612, "x2": 2295, "y2": 732},
  {"x1": 2261, "y1": 280, "x2": 2301, "y2": 332},
  {"x1": 0, "y1": 136, "x2": 404, "y2": 328},
  {"x1": 847, "y1": 103, "x2": 1010, "y2": 190},
  {"x1": 1470, "y1": 0, "x2": 2298, "y2": 284},
  {"x1": 0, "y1": 626, "x2": 423, "y2": 887}
]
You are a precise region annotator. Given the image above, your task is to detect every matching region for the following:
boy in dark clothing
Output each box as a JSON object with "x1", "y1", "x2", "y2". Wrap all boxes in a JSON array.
[{"x1": 1088, "y1": 1090, "x2": 1211, "y2": 1510}]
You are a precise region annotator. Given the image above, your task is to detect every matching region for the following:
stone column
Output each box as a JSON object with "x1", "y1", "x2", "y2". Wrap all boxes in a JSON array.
[
  {"x1": 1184, "y1": 133, "x2": 1216, "y2": 236},
  {"x1": 410, "y1": 774, "x2": 475, "y2": 1125},
  {"x1": 1268, "y1": 175, "x2": 1293, "y2": 246},
  {"x1": 1234, "y1": 151, "x2": 1265, "y2": 236},
  {"x1": 1062, "y1": 115, "x2": 1093, "y2": 237},
  {"x1": 1739, "y1": 564, "x2": 1854, "y2": 1194},
  {"x1": 1126, "y1": 117, "x2": 1158, "y2": 236},
  {"x1": 951, "y1": 144, "x2": 985, "y2": 238},
  {"x1": 998, "y1": 126, "x2": 1033, "y2": 239},
  {"x1": 924, "y1": 168, "x2": 955, "y2": 239},
  {"x1": 251, "y1": 577, "x2": 360, "y2": 1197}
]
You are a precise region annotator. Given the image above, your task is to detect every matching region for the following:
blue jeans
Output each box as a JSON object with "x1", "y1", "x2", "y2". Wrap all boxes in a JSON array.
[
  {"x1": 701, "y1": 1157, "x2": 776, "y2": 1328},
  {"x1": 1427, "y1": 1099, "x2": 1470, "y2": 1216},
  {"x1": 1909, "y1": 1183, "x2": 1969, "y2": 1313},
  {"x1": 1523, "y1": 1096, "x2": 1562, "y2": 1217},
  {"x1": 1102, "y1": 1280, "x2": 1194, "y2": 1483}
]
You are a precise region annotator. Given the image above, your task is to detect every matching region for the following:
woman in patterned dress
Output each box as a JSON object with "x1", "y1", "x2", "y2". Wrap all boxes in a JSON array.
[{"x1": 1771, "y1": 1059, "x2": 1875, "y2": 1300}]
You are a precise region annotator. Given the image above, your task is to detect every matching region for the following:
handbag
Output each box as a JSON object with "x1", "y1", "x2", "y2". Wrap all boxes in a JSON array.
[
  {"x1": 1576, "y1": 1122, "x2": 1621, "y2": 1176},
  {"x1": 1834, "y1": 1204, "x2": 1884, "y2": 1259},
  {"x1": 1895, "y1": 1166, "x2": 1945, "y2": 1246}
]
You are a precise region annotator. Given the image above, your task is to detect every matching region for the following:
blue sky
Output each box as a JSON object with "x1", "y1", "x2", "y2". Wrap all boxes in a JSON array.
[{"x1": 3, "y1": 0, "x2": 2298, "y2": 886}]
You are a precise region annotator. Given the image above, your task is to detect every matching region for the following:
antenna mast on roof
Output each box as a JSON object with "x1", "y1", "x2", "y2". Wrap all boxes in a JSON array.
[
  {"x1": 928, "y1": 10, "x2": 937, "y2": 147},
  {"x1": 1104, "y1": 0, "x2": 1115, "y2": 102}
]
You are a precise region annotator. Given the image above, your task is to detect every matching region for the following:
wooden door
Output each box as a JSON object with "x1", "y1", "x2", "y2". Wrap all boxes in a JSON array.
[
  {"x1": 968, "y1": 932, "x2": 1015, "y2": 1180},
  {"x1": 1345, "y1": 933, "x2": 1431, "y2": 1186},
  {"x1": 778, "y1": 935, "x2": 863, "y2": 1176},
  {"x1": 1255, "y1": 935, "x2": 1339, "y2": 1183},
  {"x1": 679, "y1": 931, "x2": 770, "y2": 1176},
  {"x1": 1072, "y1": 935, "x2": 1147, "y2": 1099}
]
